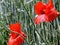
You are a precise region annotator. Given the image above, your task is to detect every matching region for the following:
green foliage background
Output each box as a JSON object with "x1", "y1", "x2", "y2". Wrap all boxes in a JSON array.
[{"x1": 0, "y1": 0, "x2": 60, "y2": 45}]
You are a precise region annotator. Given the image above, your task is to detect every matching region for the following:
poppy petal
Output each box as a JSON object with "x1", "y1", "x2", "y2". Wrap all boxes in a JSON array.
[
  {"x1": 8, "y1": 35, "x2": 24, "y2": 45},
  {"x1": 34, "y1": 14, "x2": 48, "y2": 24},
  {"x1": 45, "y1": 0, "x2": 54, "y2": 14},
  {"x1": 47, "y1": 8, "x2": 58, "y2": 22},
  {"x1": 9, "y1": 22, "x2": 21, "y2": 33},
  {"x1": 34, "y1": 2, "x2": 46, "y2": 15},
  {"x1": 9, "y1": 32, "x2": 19, "y2": 39},
  {"x1": 48, "y1": 0, "x2": 54, "y2": 8}
]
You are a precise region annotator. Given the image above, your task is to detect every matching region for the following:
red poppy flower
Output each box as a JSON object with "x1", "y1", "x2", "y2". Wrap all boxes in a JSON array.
[
  {"x1": 34, "y1": 0, "x2": 60, "y2": 24},
  {"x1": 8, "y1": 22, "x2": 26, "y2": 45}
]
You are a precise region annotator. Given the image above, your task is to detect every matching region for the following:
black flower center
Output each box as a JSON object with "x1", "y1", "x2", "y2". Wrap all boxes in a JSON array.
[{"x1": 41, "y1": 10, "x2": 45, "y2": 14}]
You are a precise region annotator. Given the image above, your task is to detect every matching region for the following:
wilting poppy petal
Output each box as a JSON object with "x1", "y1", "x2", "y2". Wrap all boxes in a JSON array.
[
  {"x1": 34, "y1": 2, "x2": 46, "y2": 15},
  {"x1": 34, "y1": 14, "x2": 48, "y2": 24}
]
